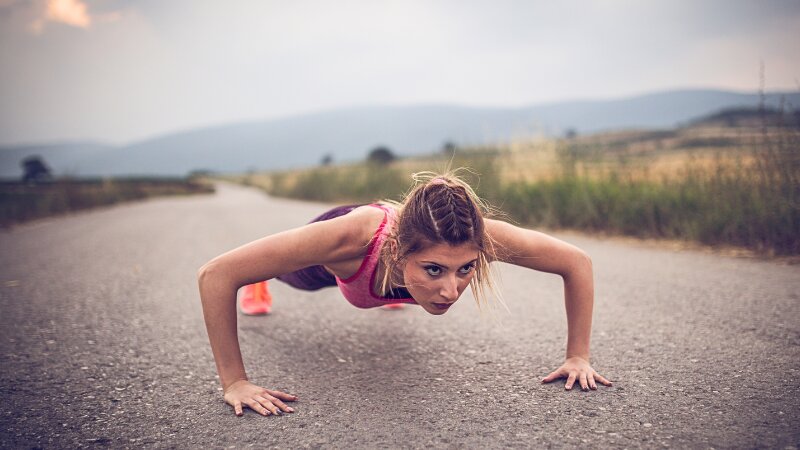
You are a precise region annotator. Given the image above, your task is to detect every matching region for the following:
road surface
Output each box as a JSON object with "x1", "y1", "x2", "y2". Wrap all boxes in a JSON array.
[{"x1": 1, "y1": 182, "x2": 798, "y2": 448}]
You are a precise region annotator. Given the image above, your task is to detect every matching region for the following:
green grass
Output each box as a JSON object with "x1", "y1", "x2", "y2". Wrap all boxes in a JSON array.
[{"x1": 501, "y1": 172, "x2": 798, "y2": 254}]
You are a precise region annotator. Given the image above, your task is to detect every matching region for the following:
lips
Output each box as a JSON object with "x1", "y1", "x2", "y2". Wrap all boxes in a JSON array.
[{"x1": 432, "y1": 302, "x2": 452, "y2": 310}]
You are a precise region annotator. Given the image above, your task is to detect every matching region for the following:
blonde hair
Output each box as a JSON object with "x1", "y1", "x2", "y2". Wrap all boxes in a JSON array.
[{"x1": 379, "y1": 169, "x2": 504, "y2": 310}]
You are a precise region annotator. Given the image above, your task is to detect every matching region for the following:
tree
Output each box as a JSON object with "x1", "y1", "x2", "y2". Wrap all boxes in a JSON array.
[
  {"x1": 441, "y1": 140, "x2": 457, "y2": 156},
  {"x1": 367, "y1": 146, "x2": 396, "y2": 165},
  {"x1": 21, "y1": 155, "x2": 52, "y2": 183},
  {"x1": 320, "y1": 154, "x2": 333, "y2": 166}
]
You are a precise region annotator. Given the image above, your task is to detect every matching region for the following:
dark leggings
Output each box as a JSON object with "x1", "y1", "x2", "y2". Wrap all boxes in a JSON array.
[{"x1": 275, "y1": 204, "x2": 364, "y2": 291}]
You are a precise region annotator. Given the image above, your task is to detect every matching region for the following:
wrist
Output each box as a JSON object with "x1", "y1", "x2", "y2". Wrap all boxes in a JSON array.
[
  {"x1": 566, "y1": 353, "x2": 589, "y2": 361},
  {"x1": 222, "y1": 377, "x2": 249, "y2": 392},
  {"x1": 566, "y1": 341, "x2": 590, "y2": 361}
]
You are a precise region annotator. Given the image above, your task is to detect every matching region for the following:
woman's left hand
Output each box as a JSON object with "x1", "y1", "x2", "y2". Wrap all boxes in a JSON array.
[{"x1": 541, "y1": 356, "x2": 612, "y2": 390}]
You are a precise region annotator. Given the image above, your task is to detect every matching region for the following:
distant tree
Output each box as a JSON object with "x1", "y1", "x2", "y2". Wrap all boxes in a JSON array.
[
  {"x1": 564, "y1": 128, "x2": 578, "y2": 139},
  {"x1": 441, "y1": 140, "x2": 457, "y2": 156},
  {"x1": 320, "y1": 154, "x2": 333, "y2": 166},
  {"x1": 21, "y1": 155, "x2": 52, "y2": 183},
  {"x1": 367, "y1": 146, "x2": 396, "y2": 165}
]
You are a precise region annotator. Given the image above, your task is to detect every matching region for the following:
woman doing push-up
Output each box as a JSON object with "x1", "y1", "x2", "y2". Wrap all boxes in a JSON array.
[{"x1": 197, "y1": 171, "x2": 611, "y2": 417}]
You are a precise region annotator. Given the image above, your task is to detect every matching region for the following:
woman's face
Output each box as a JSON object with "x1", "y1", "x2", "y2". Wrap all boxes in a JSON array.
[{"x1": 401, "y1": 242, "x2": 479, "y2": 315}]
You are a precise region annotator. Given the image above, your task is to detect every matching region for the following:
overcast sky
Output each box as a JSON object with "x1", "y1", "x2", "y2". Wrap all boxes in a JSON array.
[{"x1": 1, "y1": 0, "x2": 798, "y2": 146}]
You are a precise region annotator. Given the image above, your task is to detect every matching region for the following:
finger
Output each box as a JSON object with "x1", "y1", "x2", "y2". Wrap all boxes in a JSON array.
[
  {"x1": 579, "y1": 373, "x2": 589, "y2": 391},
  {"x1": 246, "y1": 400, "x2": 271, "y2": 416},
  {"x1": 263, "y1": 394, "x2": 293, "y2": 413},
  {"x1": 255, "y1": 396, "x2": 281, "y2": 415},
  {"x1": 234, "y1": 401, "x2": 243, "y2": 416},
  {"x1": 594, "y1": 373, "x2": 613, "y2": 386},
  {"x1": 265, "y1": 389, "x2": 299, "y2": 402},
  {"x1": 541, "y1": 370, "x2": 564, "y2": 383},
  {"x1": 565, "y1": 372, "x2": 577, "y2": 390},
  {"x1": 589, "y1": 373, "x2": 597, "y2": 390}
]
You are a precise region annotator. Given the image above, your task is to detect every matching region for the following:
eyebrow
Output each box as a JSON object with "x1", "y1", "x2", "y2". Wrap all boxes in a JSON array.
[{"x1": 419, "y1": 259, "x2": 478, "y2": 270}]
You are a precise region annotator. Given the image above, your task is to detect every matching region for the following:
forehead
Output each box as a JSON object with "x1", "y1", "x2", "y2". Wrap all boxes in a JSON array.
[{"x1": 410, "y1": 242, "x2": 479, "y2": 263}]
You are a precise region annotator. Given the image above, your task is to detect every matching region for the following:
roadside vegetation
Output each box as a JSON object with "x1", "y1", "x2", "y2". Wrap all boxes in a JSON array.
[
  {"x1": 0, "y1": 177, "x2": 214, "y2": 227},
  {"x1": 232, "y1": 107, "x2": 799, "y2": 256}
]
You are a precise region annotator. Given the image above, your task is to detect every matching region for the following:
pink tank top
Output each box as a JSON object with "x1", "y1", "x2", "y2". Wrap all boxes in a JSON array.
[{"x1": 335, "y1": 204, "x2": 417, "y2": 309}]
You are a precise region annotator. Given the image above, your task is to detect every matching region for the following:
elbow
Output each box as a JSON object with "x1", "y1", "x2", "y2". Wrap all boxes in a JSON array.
[
  {"x1": 197, "y1": 260, "x2": 213, "y2": 285},
  {"x1": 197, "y1": 258, "x2": 226, "y2": 291},
  {"x1": 197, "y1": 258, "x2": 238, "y2": 309},
  {"x1": 577, "y1": 249, "x2": 592, "y2": 271},
  {"x1": 562, "y1": 249, "x2": 592, "y2": 280}
]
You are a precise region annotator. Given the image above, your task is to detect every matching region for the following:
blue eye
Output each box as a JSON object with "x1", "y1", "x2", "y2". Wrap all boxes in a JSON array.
[
  {"x1": 459, "y1": 264, "x2": 475, "y2": 274},
  {"x1": 424, "y1": 265, "x2": 442, "y2": 276}
]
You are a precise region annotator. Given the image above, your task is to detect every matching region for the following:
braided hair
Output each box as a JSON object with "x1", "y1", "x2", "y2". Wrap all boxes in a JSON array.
[{"x1": 379, "y1": 171, "x2": 500, "y2": 309}]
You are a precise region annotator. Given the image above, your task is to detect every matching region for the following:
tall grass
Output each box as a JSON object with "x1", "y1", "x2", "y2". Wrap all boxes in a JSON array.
[
  {"x1": 500, "y1": 119, "x2": 799, "y2": 254},
  {"x1": 253, "y1": 118, "x2": 798, "y2": 255}
]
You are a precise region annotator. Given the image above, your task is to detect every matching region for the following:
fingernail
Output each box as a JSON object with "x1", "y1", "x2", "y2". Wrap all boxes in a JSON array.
[
  {"x1": 287, "y1": 407, "x2": 295, "y2": 413},
  {"x1": 275, "y1": 410, "x2": 283, "y2": 415}
]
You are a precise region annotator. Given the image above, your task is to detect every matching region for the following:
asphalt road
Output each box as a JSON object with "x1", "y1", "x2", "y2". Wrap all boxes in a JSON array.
[{"x1": 1, "y1": 182, "x2": 798, "y2": 449}]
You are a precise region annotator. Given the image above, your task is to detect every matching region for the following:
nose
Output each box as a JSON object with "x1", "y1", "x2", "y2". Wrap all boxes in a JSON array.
[{"x1": 438, "y1": 275, "x2": 459, "y2": 302}]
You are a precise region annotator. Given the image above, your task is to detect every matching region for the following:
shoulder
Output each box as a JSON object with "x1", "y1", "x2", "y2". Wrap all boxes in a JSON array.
[
  {"x1": 484, "y1": 218, "x2": 520, "y2": 244},
  {"x1": 308, "y1": 205, "x2": 386, "y2": 262},
  {"x1": 484, "y1": 218, "x2": 589, "y2": 274},
  {"x1": 344, "y1": 204, "x2": 388, "y2": 231}
]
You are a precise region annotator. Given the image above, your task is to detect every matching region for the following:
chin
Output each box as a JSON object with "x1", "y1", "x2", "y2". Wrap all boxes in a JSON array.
[{"x1": 422, "y1": 304, "x2": 451, "y2": 315}]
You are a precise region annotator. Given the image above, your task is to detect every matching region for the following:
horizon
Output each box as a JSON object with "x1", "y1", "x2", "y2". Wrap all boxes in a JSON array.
[{"x1": 1, "y1": 0, "x2": 799, "y2": 146}]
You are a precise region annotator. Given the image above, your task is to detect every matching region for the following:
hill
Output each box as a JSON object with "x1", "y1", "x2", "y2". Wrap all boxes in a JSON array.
[{"x1": 1, "y1": 89, "x2": 797, "y2": 179}]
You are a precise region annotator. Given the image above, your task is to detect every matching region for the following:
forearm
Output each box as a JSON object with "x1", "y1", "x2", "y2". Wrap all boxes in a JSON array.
[
  {"x1": 198, "y1": 265, "x2": 248, "y2": 390},
  {"x1": 562, "y1": 255, "x2": 594, "y2": 361}
]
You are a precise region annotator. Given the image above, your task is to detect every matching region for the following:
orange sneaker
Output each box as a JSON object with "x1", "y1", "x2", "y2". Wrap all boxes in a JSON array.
[
  {"x1": 381, "y1": 303, "x2": 404, "y2": 310},
  {"x1": 240, "y1": 281, "x2": 272, "y2": 315}
]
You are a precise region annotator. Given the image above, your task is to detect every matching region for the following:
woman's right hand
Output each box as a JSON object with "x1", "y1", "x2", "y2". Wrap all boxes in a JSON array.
[{"x1": 223, "y1": 380, "x2": 298, "y2": 416}]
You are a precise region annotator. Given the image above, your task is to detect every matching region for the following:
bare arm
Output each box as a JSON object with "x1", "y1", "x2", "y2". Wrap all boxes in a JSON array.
[
  {"x1": 197, "y1": 207, "x2": 379, "y2": 413},
  {"x1": 486, "y1": 219, "x2": 611, "y2": 390}
]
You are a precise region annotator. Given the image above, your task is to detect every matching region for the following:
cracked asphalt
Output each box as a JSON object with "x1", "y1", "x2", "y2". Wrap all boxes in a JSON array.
[{"x1": 1, "y1": 182, "x2": 798, "y2": 449}]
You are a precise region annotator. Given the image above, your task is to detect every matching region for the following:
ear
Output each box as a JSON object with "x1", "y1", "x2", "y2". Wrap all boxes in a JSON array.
[{"x1": 388, "y1": 238, "x2": 399, "y2": 260}]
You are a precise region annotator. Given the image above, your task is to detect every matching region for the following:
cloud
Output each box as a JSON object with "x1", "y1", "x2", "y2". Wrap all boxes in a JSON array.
[
  {"x1": 46, "y1": 0, "x2": 91, "y2": 28},
  {"x1": 19, "y1": 0, "x2": 113, "y2": 34},
  {"x1": 13, "y1": 0, "x2": 124, "y2": 35}
]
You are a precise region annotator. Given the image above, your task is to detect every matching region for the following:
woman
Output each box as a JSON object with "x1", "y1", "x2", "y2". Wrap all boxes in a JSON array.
[{"x1": 197, "y1": 171, "x2": 612, "y2": 417}]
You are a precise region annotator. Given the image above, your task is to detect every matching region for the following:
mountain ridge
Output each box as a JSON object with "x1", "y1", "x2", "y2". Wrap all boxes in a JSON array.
[{"x1": 1, "y1": 89, "x2": 797, "y2": 178}]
